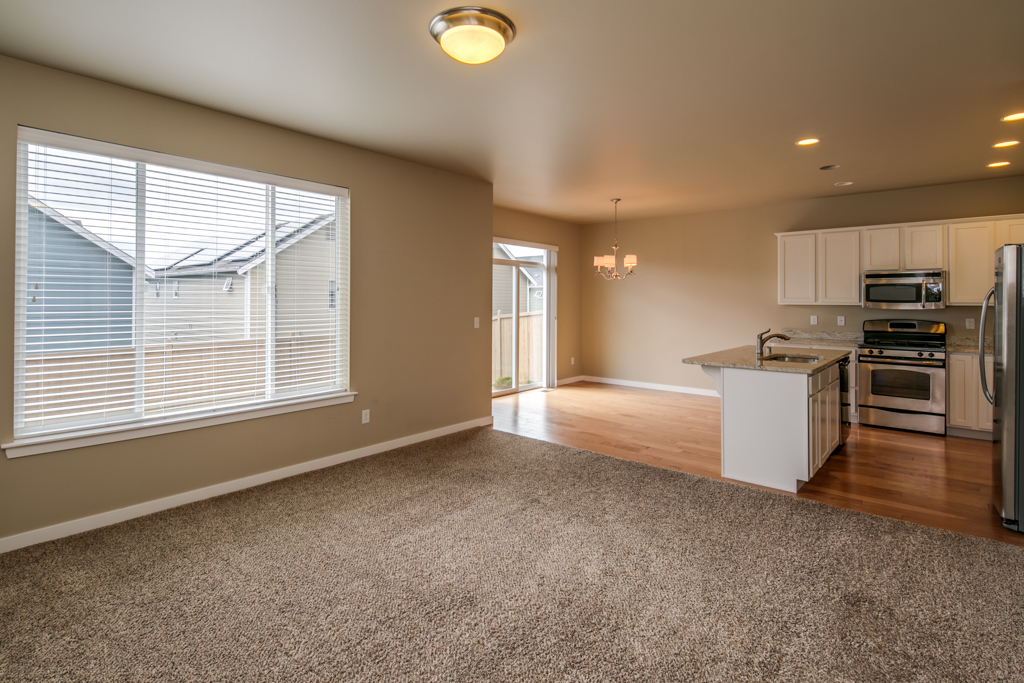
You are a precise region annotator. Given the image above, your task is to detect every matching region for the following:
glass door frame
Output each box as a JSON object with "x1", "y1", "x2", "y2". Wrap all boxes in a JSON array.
[{"x1": 491, "y1": 238, "x2": 557, "y2": 397}]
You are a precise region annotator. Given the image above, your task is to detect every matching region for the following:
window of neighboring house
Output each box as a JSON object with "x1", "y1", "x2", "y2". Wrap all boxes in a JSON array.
[{"x1": 11, "y1": 127, "x2": 351, "y2": 448}]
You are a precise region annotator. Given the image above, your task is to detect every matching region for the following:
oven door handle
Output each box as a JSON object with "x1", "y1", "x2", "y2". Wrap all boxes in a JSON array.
[
  {"x1": 980, "y1": 286, "x2": 995, "y2": 405},
  {"x1": 858, "y1": 357, "x2": 945, "y2": 368}
]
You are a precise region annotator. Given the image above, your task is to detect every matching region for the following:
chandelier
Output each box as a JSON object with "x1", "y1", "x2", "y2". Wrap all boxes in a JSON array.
[{"x1": 593, "y1": 198, "x2": 637, "y2": 280}]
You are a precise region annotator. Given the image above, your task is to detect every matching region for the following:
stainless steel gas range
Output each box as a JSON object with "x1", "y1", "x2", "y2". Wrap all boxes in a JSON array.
[{"x1": 857, "y1": 320, "x2": 946, "y2": 435}]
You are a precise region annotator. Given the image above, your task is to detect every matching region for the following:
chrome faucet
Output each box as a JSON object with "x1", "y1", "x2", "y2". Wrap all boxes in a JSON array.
[{"x1": 756, "y1": 328, "x2": 791, "y2": 358}]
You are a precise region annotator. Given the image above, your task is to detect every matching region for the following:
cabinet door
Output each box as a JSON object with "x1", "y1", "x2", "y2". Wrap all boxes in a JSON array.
[
  {"x1": 903, "y1": 224, "x2": 946, "y2": 270},
  {"x1": 947, "y1": 353, "x2": 977, "y2": 429},
  {"x1": 818, "y1": 231, "x2": 861, "y2": 303},
  {"x1": 948, "y1": 222, "x2": 995, "y2": 305},
  {"x1": 996, "y1": 217, "x2": 1024, "y2": 249},
  {"x1": 862, "y1": 227, "x2": 902, "y2": 271},
  {"x1": 779, "y1": 234, "x2": 817, "y2": 303},
  {"x1": 808, "y1": 393, "x2": 820, "y2": 477},
  {"x1": 827, "y1": 380, "x2": 841, "y2": 454},
  {"x1": 817, "y1": 389, "x2": 828, "y2": 472},
  {"x1": 978, "y1": 355, "x2": 994, "y2": 431}
]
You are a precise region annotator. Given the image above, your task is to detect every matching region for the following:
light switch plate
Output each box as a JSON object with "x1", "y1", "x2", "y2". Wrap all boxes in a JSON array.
[
  {"x1": 966, "y1": 318, "x2": 976, "y2": 330},
  {"x1": 837, "y1": 316, "x2": 845, "y2": 326},
  {"x1": 474, "y1": 317, "x2": 479, "y2": 329},
  {"x1": 811, "y1": 315, "x2": 818, "y2": 325},
  {"x1": 571, "y1": 357, "x2": 575, "y2": 365},
  {"x1": 361, "y1": 409, "x2": 370, "y2": 424}
]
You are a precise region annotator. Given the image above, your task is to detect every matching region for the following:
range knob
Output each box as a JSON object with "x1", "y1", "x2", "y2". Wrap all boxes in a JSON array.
[
  {"x1": 918, "y1": 352, "x2": 924, "y2": 357},
  {"x1": 928, "y1": 352, "x2": 935, "y2": 358},
  {"x1": 868, "y1": 349, "x2": 875, "y2": 355},
  {"x1": 878, "y1": 350, "x2": 884, "y2": 355}
]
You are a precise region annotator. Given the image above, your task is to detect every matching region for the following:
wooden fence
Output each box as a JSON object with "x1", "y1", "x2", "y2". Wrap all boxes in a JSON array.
[
  {"x1": 492, "y1": 311, "x2": 544, "y2": 388},
  {"x1": 21, "y1": 334, "x2": 335, "y2": 431}
]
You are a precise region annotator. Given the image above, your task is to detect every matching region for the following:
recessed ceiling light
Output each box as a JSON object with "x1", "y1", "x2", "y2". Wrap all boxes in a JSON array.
[
  {"x1": 1003, "y1": 113, "x2": 1024, "y2": 122},
  {"x1": 994, "y1": 141, "x2": 1020, "y2": 148},
  {"x1": 796, "y1": 139, "x2": 819, "y2": 146},
  {"x1": 835, "y1": 181, "x2": 854, "y2": 186},
  {"x1": 429, "y1": 7, "x2": 516, "y2": 65},
  {"x1": 820, "y1": 164, "x2": 839, "y2": 170},
  {"x1": 989, "y1": 161, "x2": 1011, "y2": 168}
]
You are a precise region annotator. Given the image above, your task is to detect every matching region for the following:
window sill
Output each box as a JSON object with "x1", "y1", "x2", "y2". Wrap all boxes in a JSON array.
[{"x1": 3, "y1": 392, "x2": 357, "y2": 459}]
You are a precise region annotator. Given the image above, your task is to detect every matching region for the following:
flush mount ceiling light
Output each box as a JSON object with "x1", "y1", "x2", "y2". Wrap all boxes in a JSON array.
[
  {"x1": 429, "y1": 7, "x2": 516, "y2": 64},
  {"x1": 1002, "y1": 112, "x2": 1024, "y2": 122},
  {"x1": 593, "y1": 199, "x2": 637, "y2": 280},
  {"x1": 820, "y1": 164, "x2": 839, "y2": 170},
  {"x1": 989, "y1": 161, "x2": 1011, "y2": 168},
  {"x1": 994, "y1": 141, "x2": 1020, "y2": 148},
  {"x1": 835, "y1": 181, "x2": 854, "y2": 186},
  {"x1": 796, "y1": 138, "x2": 819, "y2": 146}
]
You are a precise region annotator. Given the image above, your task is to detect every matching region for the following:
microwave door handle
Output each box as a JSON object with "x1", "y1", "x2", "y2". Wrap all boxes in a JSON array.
[{"x1": 980, "y1": 286, "x2": 995, "y2": 405}]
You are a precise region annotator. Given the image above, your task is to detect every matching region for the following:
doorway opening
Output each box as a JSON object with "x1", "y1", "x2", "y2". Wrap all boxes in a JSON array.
[{"x1": 492, "y1": 239, "x2": 556, "y2": 396}]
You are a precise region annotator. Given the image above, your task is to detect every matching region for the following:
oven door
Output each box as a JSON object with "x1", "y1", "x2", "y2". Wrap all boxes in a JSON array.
[{"x1": 859, "y1": 359, "x2": 946, "y2": 415}]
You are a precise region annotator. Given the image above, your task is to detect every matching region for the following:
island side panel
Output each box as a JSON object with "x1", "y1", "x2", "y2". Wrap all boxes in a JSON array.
[{"x1": 721, "y1": 367, "x2": 809, "y2": 493}]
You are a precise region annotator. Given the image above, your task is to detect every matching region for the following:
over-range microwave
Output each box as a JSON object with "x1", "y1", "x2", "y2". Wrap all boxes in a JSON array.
[{"x1": 862, "y1": 271, "x2": 946, "y2": 309}]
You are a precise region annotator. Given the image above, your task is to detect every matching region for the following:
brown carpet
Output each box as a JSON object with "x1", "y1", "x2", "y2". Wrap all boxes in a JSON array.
[{"x1": 1, "y1": 428, "x2": 1023, "y2": 682}]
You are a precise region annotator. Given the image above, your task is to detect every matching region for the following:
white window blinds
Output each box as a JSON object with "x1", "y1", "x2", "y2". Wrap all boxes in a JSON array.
[{"x1": 14, "y1": 127, "x2": 350, "y2": 439}]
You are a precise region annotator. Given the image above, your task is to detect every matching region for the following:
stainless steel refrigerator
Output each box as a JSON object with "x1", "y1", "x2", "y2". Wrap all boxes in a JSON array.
[{"x1": 981, "y1": 244, "x2": 1024, "y2": 532}]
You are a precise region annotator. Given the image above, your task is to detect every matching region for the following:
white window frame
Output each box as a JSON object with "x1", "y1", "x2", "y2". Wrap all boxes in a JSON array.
[
  {"x1": 4, "y1": 127, "x2": 354, "y2": 458},
  {"x1": 491, "y1": 237, "x2": 558, "y2": 395}
]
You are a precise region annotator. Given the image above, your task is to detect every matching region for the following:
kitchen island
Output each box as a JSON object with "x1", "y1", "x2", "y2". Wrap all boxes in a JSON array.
[{"x1": 682, "y1": 345, "x2": 850, "y2": 492}]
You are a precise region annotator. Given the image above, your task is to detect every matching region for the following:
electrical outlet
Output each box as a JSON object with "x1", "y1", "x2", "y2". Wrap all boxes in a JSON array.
[
  {"x1": 966, "y1": 318, "x2": 975, "y2": 330},
  {"x1": 474, "y1": 317, "x2": 479, "y2": 329},
  {"x1": 837, "y1": 316, "x2": 845, "y2": 326},
  {"x1": 361, "y1": 409, "x2": 370, "y2": 424},
  {"x1": 811, "y1": 315, "x2": 818, "y2": 325},
  {"x1": 571, "y1": 357, "x2": 575, "y2": 365}
]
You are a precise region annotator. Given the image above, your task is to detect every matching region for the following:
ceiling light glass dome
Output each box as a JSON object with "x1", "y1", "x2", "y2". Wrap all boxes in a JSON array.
[{"x1": 429, "y1": 7, "x2": 516, "y2": 65}]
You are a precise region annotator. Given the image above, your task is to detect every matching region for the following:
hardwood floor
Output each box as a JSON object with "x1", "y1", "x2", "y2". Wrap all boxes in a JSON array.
[{"x1": 492, "y1": 381, "x2": 1024, "y2": 547}]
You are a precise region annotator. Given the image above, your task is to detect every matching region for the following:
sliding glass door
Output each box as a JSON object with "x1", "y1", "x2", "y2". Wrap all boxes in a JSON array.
[{"x1": 492, "y1": 242, "x2": 554, "y2": 396}]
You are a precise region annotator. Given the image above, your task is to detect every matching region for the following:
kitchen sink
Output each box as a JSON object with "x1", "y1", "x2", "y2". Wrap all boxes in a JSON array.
[{"x1": 760, "y1": 354, "x2": 821, "y2": 363}]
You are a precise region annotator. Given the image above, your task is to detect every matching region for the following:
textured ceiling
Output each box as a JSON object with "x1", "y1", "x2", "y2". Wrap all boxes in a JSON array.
[{"x1": 0, "y1": 0, "x2": 1022, "y2": 222}]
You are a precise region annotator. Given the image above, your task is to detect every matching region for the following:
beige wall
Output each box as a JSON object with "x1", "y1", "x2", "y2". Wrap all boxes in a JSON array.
[
  {"x1": 493, "y1": 207, "x2": 583, "y2": 380},
  {"x1": 582, "y1": 175, "x2": 1024, "y2": 391},
  {"x1": 0, "y1": 56, "x2": 493, "y2": 539}
]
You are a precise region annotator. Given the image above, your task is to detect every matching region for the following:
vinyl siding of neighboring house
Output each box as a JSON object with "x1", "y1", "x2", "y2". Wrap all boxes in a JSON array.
[{"x1": 26, "y1": 205, "x2": 133, "y2": 353}]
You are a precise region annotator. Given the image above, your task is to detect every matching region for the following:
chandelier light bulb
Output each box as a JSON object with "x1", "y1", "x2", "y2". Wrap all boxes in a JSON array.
[{"x1": 594, "y1": 198, "x2": 637, "y2": 280}]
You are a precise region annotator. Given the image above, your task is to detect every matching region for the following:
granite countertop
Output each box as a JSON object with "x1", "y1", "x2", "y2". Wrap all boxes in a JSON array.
[
  {"x1": 682, "y1": 345, "x2": 851, "y2": 375},
  {"x1": 773, "y1": 337, "x2": 862, "y2": 348},
  {"x1": 948, "y1": 336, "x2": 993, "y2": 353},
  {"x1": 777, "y1": 330, "x2": 993, "y2": 354}
]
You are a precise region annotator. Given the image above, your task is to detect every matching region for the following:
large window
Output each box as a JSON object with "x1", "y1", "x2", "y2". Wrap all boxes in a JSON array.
[{"x1": 11, "y1": 128, "x2": 350, "y2": 449}]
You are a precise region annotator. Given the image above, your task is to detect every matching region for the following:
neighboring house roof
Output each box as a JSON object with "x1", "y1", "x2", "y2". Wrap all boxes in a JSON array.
[
  {"x1": 494, "y1": 243, "x2": 543, "y2": 287},
  {"x1": 29, "y1": 199, "x2": 156, "y2": 277},
  {"x1": 27, "y1": 194, "x2": 333, "y2": 278}
]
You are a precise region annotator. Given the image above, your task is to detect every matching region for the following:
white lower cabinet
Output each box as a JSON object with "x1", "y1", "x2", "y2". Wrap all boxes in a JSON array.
[
  {"x1": 947, "y1": 352, "x2": 994, "y2": 433},
  {"x1": 808, "y1": 365, "x2": 841, "y2": 479}
]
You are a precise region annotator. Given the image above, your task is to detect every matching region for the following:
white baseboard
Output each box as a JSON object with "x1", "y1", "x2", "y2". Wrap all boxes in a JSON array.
[
  {"x1": 558, "y1": 375, "x2": 719, "y2": 397},
  {"x1": 0, "y1": 415, "x2": 493, "y2": 555}
]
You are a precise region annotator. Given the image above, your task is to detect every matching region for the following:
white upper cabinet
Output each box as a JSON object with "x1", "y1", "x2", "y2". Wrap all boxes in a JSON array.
[
  {"x1": 903, "y1": 224, "x2": 946, "y2": 270},
  {"x1": 948, "y1": 221, "x2": 995, "y2": 305},
  {"x1": 777, "y1": 212, "x2": 1024, "y2": 305},
  {"x1": 862, "y1": 227, "x2": 901, "y2": 271},
  {"x1": 818, "y1": 230, "x2": 861, "y2": 304},
  {"x1": 997, "y1": 217, "x2": 1024, "y2": 249},
  {"x1": 778, "y1": 233, "x2": 816, "y2": 304}
]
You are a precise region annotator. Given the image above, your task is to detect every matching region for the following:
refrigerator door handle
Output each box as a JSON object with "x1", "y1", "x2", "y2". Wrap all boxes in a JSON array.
[{"x1": 980, "y1": 286, "x2": 995, "y2": 405}]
